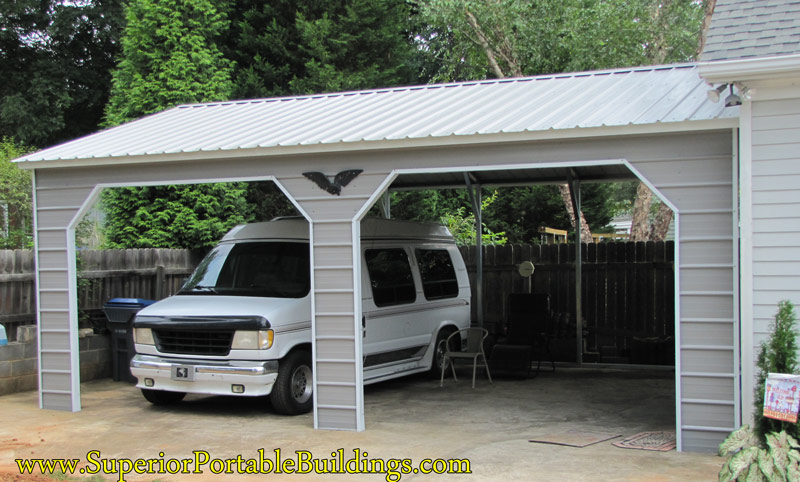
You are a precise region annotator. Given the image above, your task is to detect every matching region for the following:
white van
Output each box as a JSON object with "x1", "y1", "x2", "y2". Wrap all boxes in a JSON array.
[{"x1": 130, "y1": 218, "x2": 471, "y2": 414}]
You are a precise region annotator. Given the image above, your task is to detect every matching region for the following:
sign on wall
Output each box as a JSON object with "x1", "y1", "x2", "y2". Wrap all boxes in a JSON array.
[{"x1": 763, "y1": 373, "x2": 800, "y2": 423}]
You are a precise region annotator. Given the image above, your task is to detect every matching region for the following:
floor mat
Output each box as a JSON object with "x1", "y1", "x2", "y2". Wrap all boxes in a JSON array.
[
  {"x1": 529, "y1": 430, "x2": 622, "y2": 448},
  {"x1": 612, "y1": 431, "x2": 676, "y2": 451}
]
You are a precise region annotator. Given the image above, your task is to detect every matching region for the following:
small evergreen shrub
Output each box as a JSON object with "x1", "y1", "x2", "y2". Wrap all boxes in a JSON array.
[{"x1": 753, "y1": 300, "x2": 799, "y2": 442}]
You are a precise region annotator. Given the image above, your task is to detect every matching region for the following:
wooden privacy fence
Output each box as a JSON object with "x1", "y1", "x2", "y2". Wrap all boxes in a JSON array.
[
  {"x1": 459, "y1": 241, "x2": 675, "y2": 365},
  {"x1": 2, "y1": 243, "x2": 673, "y2": 364},
  {"x1": 0, "y1": 249, "x2": 195, "y2": 341}
]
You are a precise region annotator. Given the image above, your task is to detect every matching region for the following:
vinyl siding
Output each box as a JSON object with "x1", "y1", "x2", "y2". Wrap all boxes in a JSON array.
[{"x1": 750, "y1": 98, "x2": 800, "y2": 391}]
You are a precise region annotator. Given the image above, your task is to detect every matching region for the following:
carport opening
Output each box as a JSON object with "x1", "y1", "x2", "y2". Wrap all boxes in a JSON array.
[
  {"x1": 361, "y1": 163, "x2": 677, "y2": 434},
  {"x1": 69, "y1": 179, "x2": 305, "y2": 386}
]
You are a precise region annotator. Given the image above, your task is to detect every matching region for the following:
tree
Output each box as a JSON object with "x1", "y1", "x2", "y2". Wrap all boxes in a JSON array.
[
  {"x1": 0, "y1": 138, "x2": 33, "y2": 249},
  {"x1": 223, "y1": 0, "x2": 420, "y2": 99},
  {"x1": 102, "y1": 0, "x2": 245, "y2": 250},
  {"x1": 414, "y1": 0, "x2": 706, "y2": 81},
  {"x1": 414, "y1": 0, "x2": 706, "y2": 241},
  {"x1": 103, "y1": 184, "x2": 253, "y2": 250},
  {"x1": 0, "y1": 0, "x2": 124, "y2": 148},
  {"x1": 385, "y1": 183, "x2": 618, "y2": 244},
  {"x1": 104, "y1": 0, "x2": 234, "y2": 125},
  {"x1": 753, "y1": 301, "x2": 800, "y2": 442}
]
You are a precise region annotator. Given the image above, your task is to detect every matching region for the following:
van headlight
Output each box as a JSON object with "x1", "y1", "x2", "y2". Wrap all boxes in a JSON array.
[
  {"x1": 134, "y1": 327, "x2": 155, "y2": 345},
  {"x1": 231, "y1": 330, "x2": 273, "y2": 350}
]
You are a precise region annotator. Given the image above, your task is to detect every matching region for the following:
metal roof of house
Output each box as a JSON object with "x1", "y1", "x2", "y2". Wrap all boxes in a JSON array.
[
  {"x1": 16, "y1": 63, "x2": 736, "y2": 166},
  {"x1": 700, "y1": 0, "x2": 800, "y2": 62}
]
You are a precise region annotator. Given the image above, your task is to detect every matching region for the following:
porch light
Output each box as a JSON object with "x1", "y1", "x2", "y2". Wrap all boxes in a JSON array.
[
  {"x1": 724, "y1": 85, "x2": 742, "y2": 107},
  {"x1": 707, "y1": 84, "x2": 727, "y2": 103}
]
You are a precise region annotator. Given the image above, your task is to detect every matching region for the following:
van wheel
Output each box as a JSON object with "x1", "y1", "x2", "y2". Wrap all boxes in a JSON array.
[
  {"x1": 430, "y1": 328, "x2": 456, "y2": 379},
  {"x1": 141, "y1": 389, "x2": 185, "y2": 405},
  {"x1": 271, "y1": 350, "x2": 313, "y2": 415}
]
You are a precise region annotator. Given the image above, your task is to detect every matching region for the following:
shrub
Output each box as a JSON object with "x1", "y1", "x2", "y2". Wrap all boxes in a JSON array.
[
  {"x1": 753, "y1": 300, "x2": 799, "y2": 442},
  {"x1": 718, "y1": 425, "x2": 800, "y2": 481}
]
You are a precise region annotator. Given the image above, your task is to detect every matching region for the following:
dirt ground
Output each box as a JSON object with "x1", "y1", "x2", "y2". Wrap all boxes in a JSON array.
[{"x1": 0, "y1": 366, "x2": 724, "y2": 481}]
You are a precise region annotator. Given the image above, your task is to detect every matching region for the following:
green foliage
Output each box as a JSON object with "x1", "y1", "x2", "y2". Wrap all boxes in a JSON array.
[
  {"x1": 224, "y1": 0, "x2": 419, "y2": 99},
  {"x1": 718, "y1": 425, "x2": 800, "y2": 482},
  {"x1": 102, "y1": 183, "x2": 253, "y2": 250},
  {"x1": 104, "y1": 0, "x2": 234, "y2": 125},
  {"x1": 0, "y1": 138, "x2": 33, "y2": 249},
  {"x1": 383, "y1": 183, "x2": 618, "y2": 244},
  {"x1": 0, "y1": 0, "x2": 124, "y2": 147},
  {"x1": 439, "y1": 190, "x2": 507, "y2": 246},
  {"x1": 102, "y1": 0, "x2": 245, "y2": 250},
  {"x1": 413, "y1": 0, "x2": 706, "y2": 81},
  {"x1": 754, "y1": 301, "x2": 800, "y2": 441}
]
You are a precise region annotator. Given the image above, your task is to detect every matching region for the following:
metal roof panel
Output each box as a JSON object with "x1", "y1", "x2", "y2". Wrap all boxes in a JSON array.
[{"x1": 16, "y1": 64, "x2": 735, "y2": 164}]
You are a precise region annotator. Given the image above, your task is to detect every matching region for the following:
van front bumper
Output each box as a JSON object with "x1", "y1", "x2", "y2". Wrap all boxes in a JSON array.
[{"x1": 130, "y1": 354, "x2": 279, "y2": 396}]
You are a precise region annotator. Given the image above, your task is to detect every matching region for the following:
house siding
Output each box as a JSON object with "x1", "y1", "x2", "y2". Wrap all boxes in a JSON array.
[{"x1": 750, "y1": 97, "x2": 800, "y2": 400}]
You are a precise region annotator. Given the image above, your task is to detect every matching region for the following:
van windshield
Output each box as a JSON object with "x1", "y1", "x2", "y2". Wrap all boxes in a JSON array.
[{"x1": 179, "y1": 242, "x2": 310, "y2": 298}]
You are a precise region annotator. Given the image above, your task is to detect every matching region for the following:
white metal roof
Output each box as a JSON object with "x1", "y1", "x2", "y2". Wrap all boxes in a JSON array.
[{"x1": 16, "y1": 63, "x2": 737, "y2": 167}]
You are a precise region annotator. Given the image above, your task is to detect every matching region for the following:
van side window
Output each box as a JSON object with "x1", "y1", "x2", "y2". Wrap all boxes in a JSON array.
[
  {"x1": 415, "y1": 249, "x2": 459, "y2": 300},
  {"x1": 365, "y1": 249, "x2": 416, "y2": 307}
]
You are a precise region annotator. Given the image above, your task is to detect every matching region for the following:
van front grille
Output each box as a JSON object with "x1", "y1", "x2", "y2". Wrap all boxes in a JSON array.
[{"x1": 153, "y1": 329, "x2": 234, "y2": 356}]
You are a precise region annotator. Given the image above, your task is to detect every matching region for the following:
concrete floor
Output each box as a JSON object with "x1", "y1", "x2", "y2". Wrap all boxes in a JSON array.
[{"x1": 0, "y1": 366, "x2": 723, "y2": 481}]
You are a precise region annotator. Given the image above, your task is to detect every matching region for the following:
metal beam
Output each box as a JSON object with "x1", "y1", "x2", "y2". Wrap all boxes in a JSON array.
[
  {"x1": 464, "y1": 173, "x2": 483, "y2": 328},
  {"x1": 567, "y1": 171, "x2": 583, "y2": 365}
]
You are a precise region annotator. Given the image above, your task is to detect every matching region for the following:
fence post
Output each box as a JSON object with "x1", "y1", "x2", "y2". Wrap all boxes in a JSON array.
[{"x1": 155, "y1": 265, "x2": 165, "y2": 300}]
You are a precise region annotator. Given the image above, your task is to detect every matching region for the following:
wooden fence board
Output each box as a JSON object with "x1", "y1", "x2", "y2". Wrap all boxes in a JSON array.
[{"x1": 1, "y1": 243, "x2": 674, "y2": 363}]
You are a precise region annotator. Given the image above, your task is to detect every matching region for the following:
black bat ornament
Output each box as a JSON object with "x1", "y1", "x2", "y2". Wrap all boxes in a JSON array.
[{"x1": 302, "y1": 169, "x2": 363, "y2": 195}]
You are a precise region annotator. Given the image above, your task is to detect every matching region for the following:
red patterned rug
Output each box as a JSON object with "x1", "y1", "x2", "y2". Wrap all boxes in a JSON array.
[{"x1": 612, "y1": 431, "x2": 676, "y2": 451}]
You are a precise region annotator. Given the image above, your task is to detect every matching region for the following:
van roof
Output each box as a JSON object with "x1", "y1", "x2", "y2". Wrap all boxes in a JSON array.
[{"x1": 221, "y1": 217, "x2": 455, "y2": 243}]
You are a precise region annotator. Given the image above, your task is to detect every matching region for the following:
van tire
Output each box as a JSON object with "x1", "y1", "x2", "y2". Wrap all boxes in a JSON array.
[
  {"x1": 141, "y1": 389, "x2": 185, "y2": 405},
  {"x1": 430, "y1": 327, "x2": 457, "y2": 379},
  {"x1": 271, "y1": 350, "x2": 313, "y2": 415}
]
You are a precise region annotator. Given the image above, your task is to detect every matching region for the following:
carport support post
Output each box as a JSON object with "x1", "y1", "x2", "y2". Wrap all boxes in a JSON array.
[
  {"x1": 464, "y1": 173, "x2": 483, "y2": 328},
  {"x1": 567, "y1": 172, "x2": 583, "y2": 365}
]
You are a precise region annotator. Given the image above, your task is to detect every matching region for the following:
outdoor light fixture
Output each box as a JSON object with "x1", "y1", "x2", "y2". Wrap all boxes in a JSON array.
[
  {"x1": 725, "y1": 85, "x2": 742, "y2": 107},
  {"x1": 707, "y1": 84, "x2": 727, "y2": 103}
]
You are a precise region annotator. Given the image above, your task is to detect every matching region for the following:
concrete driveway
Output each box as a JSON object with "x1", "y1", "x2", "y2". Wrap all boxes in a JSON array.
[{"x1": 0, "y1": 366, "x2": 722, "y2": 481}]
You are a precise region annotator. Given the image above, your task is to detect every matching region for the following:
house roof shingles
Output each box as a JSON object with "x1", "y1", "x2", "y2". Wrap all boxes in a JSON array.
[{"x1": 701, "y1": 0, "x2": 800, "y2": 62}]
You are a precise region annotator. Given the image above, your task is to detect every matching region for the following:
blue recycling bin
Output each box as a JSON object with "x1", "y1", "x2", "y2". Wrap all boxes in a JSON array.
[{"x1": 102, "y1": 298, "x2": 156, "y2": 383}]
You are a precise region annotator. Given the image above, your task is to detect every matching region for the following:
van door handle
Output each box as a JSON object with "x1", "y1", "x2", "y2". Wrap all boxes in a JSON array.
[{"x1": 362, "y1": 315, "x2": 366, "y2": 338}]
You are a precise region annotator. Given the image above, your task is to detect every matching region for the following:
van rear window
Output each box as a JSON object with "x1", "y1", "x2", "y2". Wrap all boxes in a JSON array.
[
  {"x1": 365, "y1": 249, "x2": 416, "y2": 307},
  {"x1": 179, "y1": 242, "x2": 310, "y2": 298},
  {"x1": 415, "y1": 249, "x2": 459, "y2": 300}
]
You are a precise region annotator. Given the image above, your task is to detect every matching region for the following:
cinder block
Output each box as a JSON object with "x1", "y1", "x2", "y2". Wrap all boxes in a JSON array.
[
  {"x1": 80, "y1": 350, "x2": 99, "y2": 367},
  {"x1": 98, "y1": 349, "x2": 111, "y2": 364},
  {"x1": 16, "y1": 325, "x2": 37, "y2": 343},
  {"x1": 11, "y1": 358, "x2": 36, "y2": 377},
  {"x1": 0, "y1": 377, "x2": 18, "y2": 395},
  {"x1": 89, "y1": 334, "x2": 111, "y2": 351},
  {"x1": 0, "y1": 343, "x2": 25, "y2": 362},
  {"x1": 79, "y1": 337, "x2": 89, "y2": 352},
  {"x1": 0, "y1": 361, "x2": 11, "y2": 378},
  {"x1": 17, "y1": 373, "x2": 38, "y2": 392},
  {"x1": 23, "y1": 340, "x2": 39, "y2": 360}
]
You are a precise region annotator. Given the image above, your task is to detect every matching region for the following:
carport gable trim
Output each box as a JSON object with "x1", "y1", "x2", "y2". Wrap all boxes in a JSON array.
[{"x1": 15, "y1": 118, "x2": 738, "y2": 170}]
